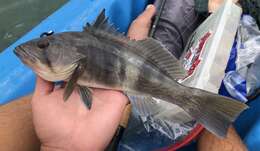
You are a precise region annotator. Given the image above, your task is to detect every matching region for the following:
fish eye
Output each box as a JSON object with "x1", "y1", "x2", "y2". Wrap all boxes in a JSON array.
[{"x1": 37, "y1": 39, "x2": 49, "y2": 49}]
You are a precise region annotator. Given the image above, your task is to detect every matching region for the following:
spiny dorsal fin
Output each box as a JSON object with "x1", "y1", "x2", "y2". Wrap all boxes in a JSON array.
[
  {"x1": 83, "y1": 9, "x2": 109, "y2": 31},
  {"x1": 130, "y1": 38, "x2": 186, "y2": 80},
  {"x1": 93, "y1": 9, "x2": 107, "y2": 28},
  {"x1": 83, "y1": 9, "x2": 124, "y2": 37},
  {"x1": 83, "y1": 11, "x2": 185, "y2": 80}
]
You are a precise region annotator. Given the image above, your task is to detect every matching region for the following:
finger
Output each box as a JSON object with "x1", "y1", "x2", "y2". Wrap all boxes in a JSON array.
[
  {"x1": 91, "y1": 89, "x2": 129, "y2": 108},
  {"x1": 127, "y1": 5, "x2": 156, "y2": 40},
  {"x1": 79, "y1": 89, "x2": 129, "y2": 146},
  {"x1": 90, "y1": 89, "x2": 129, "y2": 117},
  {"x1": 136, "y1": 5, "x2": 156, "y2": 25},
  {"x1": 67, "y1": 88, "x2": 91, "y2": 112},
  {"x1": 34, "y1": 76, "x2": 54, "y2": 96}
]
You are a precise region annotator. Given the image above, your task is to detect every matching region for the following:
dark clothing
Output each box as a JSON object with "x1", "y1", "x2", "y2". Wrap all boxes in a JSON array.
[
  {"x1": 152, "y1": 0, "x2": 203, "y2": 59},
  {"x1": 239, "y1": 0, "x2": 260, "y2": 27},
  {"x1": 194, "y1": 0, "x2": 209, "y2": 15},
  {"x1": 194, "y1": 0, "x2": 260, "y2": 27}
]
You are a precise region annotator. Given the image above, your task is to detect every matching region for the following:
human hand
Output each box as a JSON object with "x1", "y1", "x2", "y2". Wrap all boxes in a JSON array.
[
  {"x1": 127, "y1": 4, "x2": 156, "y2": 40},
  {"x1": 31, "y1": 5, "x2": 156, "y2": 151},
  {"x1": 32, "y1": 77, "x2": 128, "y2": 151},
  {"x1": 208, "y1": 0, "x2": 239, "y2": 12}
]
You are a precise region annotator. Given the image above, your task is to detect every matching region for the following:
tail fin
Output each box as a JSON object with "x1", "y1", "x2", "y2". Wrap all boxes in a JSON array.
[{"x1": 177, "y1": 88, "x2": 248, "y2": 138}]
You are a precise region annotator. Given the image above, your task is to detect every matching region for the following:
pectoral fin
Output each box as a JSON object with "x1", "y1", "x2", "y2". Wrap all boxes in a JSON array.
[{"x1": 63, "y1": 63, "x2": 85, "y2": 101}]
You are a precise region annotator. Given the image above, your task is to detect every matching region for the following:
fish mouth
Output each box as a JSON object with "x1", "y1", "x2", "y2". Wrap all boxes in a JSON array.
[
  {"x1": 14, "y1": 45, "x2": 26, "y2": 58},
  {"x1": 15, "y1": 46, "x2": 76, "y2": 81},
  {"x1": 14, "y1": 45, "x2": 37, "y2": 64}
]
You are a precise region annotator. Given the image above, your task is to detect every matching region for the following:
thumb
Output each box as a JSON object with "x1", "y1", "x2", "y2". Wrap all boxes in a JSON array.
[
  {"x1": 136, "y1": 5, "x2": 156, "y2": 25},
  {"x1": 34, "y1": 76, "x2": 54, "y2": 96},
  {"x1": 127, "y1": 5, "x2": 156, "y2": 40}
]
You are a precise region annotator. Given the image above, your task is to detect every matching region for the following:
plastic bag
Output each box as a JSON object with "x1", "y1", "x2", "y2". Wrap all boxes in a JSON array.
[
  {"x1": 119, "y1": 0, "x2": 202, "y2": 146},
  {"x1": 223, "y1": 15, "x2": 260, "y2": 101},
  {"x1": 129, "y1": 96, "x2": 195, "y2": 140},
  {"x1": 119, "y1": 1, "x2": 242, "y2": 150},
  {"x1": 223, "y1": 71, "x2": 247, "y2": 102}
]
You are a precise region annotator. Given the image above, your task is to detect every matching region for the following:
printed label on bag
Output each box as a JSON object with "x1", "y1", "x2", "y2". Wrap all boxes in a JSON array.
[{"x1": 182, "y1": 31, "x2": 212, "y2": 79}]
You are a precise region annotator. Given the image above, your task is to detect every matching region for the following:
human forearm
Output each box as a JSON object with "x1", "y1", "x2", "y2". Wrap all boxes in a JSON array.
[
  {"x1": 198, "y1": 126, "x2": 247, "y2": 151},
  {"x1": 0, "y1": 95, "x2": 41, "y2": 151},
  {"x1": 41, "y1": 146, "x2": 65, "y2": 151}
]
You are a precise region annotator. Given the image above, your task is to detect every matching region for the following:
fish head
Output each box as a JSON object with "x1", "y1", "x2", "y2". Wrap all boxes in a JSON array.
[{"x1": 14, "y1": 33, "x2": 84, "y2": 81}]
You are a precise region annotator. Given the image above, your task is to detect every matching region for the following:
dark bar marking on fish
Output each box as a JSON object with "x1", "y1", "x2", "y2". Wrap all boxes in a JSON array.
[
  {"x1": 36, "y1": 38, "x2": 53, "y2": 69},
  {"x1": 118, "y1": 55, "x2": 126, "y2": 84},
  {"x1": 134, "y1": 60, "x2": 172, "y2": 97},
  {"x1": 79, "y1": 45, "x2": 126, "y2": 88},
  {"x1": 42, "y1": 50, "x2": 53, "y2": 71},
  {"x1": 134, "y1": 74, "x2": 170, "y2": 97}
]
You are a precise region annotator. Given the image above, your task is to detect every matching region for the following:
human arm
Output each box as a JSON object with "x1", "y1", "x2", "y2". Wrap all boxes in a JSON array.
[{"x1": 198, "y1": 126, "x2": 247, "y2": 151}]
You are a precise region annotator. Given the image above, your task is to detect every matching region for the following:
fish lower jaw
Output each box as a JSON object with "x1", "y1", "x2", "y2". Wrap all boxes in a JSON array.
[
  {"x1": 36, "y1": 71, "x2": 69, "y2": 82},
  {"x1": 34, "y1": 63, "x2": 76, "y2": 82}
]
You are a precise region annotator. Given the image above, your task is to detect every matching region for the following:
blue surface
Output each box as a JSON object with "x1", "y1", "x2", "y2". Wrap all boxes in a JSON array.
[
  {"x1": 0, "y1": 0, "x2": 149, "y2": 104},
  {"x1": 219, "y1": 39, "x2": 247, "y2": 102},
  {"x1": 235, "y1": 97, "x2": 260, "y2": 151},
  {"x1": 218, "y1": 30, "x2": 260, "y2": 151}
]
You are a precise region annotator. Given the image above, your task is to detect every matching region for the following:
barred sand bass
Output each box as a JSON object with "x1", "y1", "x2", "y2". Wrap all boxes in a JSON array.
[{"x1": 14, "y1": 10, "x2": 247, "y2": 138}]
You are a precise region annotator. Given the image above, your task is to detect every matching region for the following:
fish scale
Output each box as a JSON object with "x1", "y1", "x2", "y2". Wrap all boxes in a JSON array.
[{"x1": 82, "y1": 45, "x2": 126, "y2": 87}]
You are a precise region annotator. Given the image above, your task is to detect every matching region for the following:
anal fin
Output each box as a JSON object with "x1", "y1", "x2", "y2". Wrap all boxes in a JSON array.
[{"x1": 78, "y1": 86, "x2": 93, "y2": 109}]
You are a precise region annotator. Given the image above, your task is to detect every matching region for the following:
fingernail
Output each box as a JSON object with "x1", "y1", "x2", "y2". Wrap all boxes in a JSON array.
[{"x1": 146, "y1": 5, "x2": 153, "y2": 10}]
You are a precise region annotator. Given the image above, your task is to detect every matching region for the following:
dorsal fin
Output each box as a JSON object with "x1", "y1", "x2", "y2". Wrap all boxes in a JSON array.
[
  {"x1": 83, "y1": 9, "x2": 108, "y2": 30},
  {"x1": 92, "y1": 9, "x2": 108, "y2": 28},
  {"x1": 83, "y1": 9, "x2": 124, "y2": 37},
  {"x1": 85, "y1": 28, "x2": 186, "y2": 80},
  {"x1": 129, "y1": 38, "x2": 186, "y2": 80},
  {"x1": 83, "y1": 11, "x2": 185, "y2": 80}
]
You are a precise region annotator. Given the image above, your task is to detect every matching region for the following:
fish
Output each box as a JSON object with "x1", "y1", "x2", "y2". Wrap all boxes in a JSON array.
[{"x1": 14, "y1": 9, "x2": 248, "y2": 138}]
